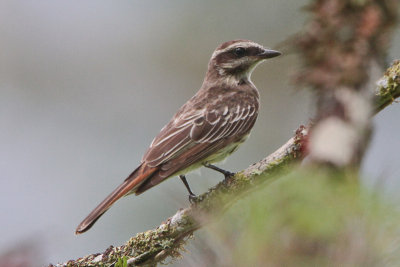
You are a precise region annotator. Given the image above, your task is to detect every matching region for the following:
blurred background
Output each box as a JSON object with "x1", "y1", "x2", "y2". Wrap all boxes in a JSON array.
[{"x1": 0, "y1": 1, "x2": 399, "y2": 266}]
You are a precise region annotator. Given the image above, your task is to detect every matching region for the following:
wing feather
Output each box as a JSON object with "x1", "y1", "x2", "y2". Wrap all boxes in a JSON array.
[{"x1": 142, "y1": 95, "x2": 258, "y2": 169}]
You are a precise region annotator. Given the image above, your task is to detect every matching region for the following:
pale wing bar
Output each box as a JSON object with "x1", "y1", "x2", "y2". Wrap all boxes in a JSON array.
[
  {"x1": 143, "y1": 101, "x2": 257, "y2": 168},
  {"x1": 144, "y1": 109, "x2": 205, "y2": 167}
]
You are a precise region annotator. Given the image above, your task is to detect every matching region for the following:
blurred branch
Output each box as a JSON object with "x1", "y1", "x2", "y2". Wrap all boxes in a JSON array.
[
  {"x1": 51, "y1": 60, "x2": 400, "y2": 267},
  {"x1": 294, "y1": 0, "x2": 398, "y2": 168}
]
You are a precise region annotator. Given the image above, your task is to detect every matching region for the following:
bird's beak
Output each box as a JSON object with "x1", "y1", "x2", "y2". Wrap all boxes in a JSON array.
[{"x1": 257, "y1": 48, "x2": 282, "y2": 59}]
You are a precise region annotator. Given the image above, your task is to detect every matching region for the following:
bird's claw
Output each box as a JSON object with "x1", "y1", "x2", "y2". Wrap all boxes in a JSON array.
[
  {"x1": 188, "y1": 193, "x2": 199, "y2": 204},
  {"x1": 224, "y1": 171, "x2": 235, "y2": 180}
]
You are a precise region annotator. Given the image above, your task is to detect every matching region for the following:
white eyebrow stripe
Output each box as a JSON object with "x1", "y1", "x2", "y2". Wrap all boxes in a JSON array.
[{"x1": 212, "y1": 41, "x2": 264, "y2": 58}]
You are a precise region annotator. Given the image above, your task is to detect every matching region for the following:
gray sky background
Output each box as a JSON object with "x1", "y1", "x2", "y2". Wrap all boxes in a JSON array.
[{"x1": 0, "y1": 1, "x2": 399, "y2": 266}]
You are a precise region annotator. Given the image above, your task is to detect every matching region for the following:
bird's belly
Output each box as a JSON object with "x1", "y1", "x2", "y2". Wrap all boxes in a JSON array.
[
  {"x1": 203, "y1": 139, "x2": 243, "y2": 164},
  {"x1": 173, "y1": 134, "x2": 249, "y2": 177}
]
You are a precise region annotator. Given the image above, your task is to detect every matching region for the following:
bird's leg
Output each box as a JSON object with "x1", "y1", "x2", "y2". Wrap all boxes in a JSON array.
[
  {"x1": 179, "y1": 175, "x2": 197, "y2": 204},
  {"x1": 204, "y1": 164, "x2": 235, "y2": 180}
]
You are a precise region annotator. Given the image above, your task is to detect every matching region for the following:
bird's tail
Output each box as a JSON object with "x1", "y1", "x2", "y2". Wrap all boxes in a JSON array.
[{"x1": 75, "y1": 165, "x2": 157, "y2": 234}]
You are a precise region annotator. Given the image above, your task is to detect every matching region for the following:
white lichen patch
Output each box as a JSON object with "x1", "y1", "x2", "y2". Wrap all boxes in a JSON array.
[
  {"x1": 93, "y1": 254, "x2": 103, "y2": 262},
  {"x1": 170, "y1": 209, "x2": 189, "y2": 231},
  {"x1": 376, "y1": 77, "x2": 389, "y2": 93}
]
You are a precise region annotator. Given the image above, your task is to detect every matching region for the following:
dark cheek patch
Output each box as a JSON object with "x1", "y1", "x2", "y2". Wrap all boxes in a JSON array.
[{"x1": 215, "y1": 53, "x2": 234, "y2": 65}]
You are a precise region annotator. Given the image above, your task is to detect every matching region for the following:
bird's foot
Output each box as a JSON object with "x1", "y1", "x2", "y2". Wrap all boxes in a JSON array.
[
  {"x1": 204, "y1": 164, "x2": 235, "y2": 180},
  {"x1": 223, "y1": 171, "x2": 235, "y2": 181},
  {"x1": 188, "y1": 193, "x2": 199, "y2": 204},
  {"x1": 180, "y1": 175, "x2": 199, "y2": 204}
]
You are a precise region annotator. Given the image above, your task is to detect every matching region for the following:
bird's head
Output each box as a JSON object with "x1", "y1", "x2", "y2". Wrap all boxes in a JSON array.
[{"x1": 206, "y1": 39, "x2": 281, "y2": 85}]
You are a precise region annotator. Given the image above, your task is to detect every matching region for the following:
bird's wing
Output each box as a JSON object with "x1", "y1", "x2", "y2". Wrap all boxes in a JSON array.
[
  {"x1": 135, "y1": 98, "x2": 258, "y2": 194},
  {"x1": 142, "y1": 97, "x2": 258, "y2": 168}
]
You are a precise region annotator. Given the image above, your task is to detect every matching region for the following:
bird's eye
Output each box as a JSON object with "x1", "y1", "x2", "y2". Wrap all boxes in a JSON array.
[{"x1": 234, "y1": 47, "x2": 246, "y2": 57}]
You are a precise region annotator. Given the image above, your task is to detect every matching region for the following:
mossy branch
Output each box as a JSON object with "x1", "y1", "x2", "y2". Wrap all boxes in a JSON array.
[
  {"x1": 374, "y1": 60, "x2": 400, "y2": 114},
  {"x1": 51, "y1": 60, "x2": 400, "y2": 267}
]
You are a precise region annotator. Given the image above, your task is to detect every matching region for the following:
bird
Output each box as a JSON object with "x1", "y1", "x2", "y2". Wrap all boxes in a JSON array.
[{"x1": 75, "y1": 40, "x2": 281, "y2": 234}]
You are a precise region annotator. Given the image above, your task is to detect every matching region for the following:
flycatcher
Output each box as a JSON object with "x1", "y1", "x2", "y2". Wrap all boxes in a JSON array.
[{"x1": 75, "y1": 40, "x2": 281, "y2": 234}]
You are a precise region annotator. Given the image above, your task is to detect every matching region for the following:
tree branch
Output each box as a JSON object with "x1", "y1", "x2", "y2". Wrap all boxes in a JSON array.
[
  {"x1": 50, "y1": 60, "x2": 400, "y2": 267},
  {"x1": 293, "y1": 1, "x2": 398, "y2": 168}
]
